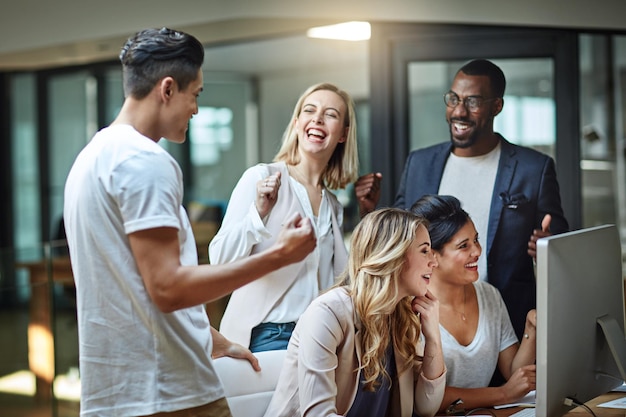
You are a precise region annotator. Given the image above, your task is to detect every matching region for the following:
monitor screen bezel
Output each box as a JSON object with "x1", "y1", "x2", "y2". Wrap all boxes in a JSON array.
[{"x1": 536, "y1": 224, "x2": 626, "y2": 417}]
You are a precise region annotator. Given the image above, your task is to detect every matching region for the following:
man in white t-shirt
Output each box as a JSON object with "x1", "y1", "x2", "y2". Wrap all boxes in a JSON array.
[{"x1": 63, "y1": 27, "x2": 316, "y2": 417}]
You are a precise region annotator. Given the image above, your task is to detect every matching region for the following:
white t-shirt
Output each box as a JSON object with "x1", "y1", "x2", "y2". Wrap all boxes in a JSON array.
[
  {"x1": 440, "y1": 281, "x2": 518, "y2": 388},
  {"x1": 439, "y1": 143, "x2": 501, "y2": 281},
  {"x1": 64, "y1": 124, "x2": 223, "y2": 416}
]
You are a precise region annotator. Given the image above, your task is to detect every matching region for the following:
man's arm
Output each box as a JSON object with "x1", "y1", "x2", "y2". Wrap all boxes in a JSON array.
[
  {"x1": 354, "y1": 172, "x2": 382, "y2": 218},
  {"x1": 211, "y1": 327, "x2": 260, "y2": 371},
  {"x1": 129, "y1": 212, "x2": 316, "y2": 313},
  {"x1": 527, "y1": 214, "x2": 552, "y2": 258},
  {"x1": 527, "y1": 157, "x2": 569, "y2": 258}
]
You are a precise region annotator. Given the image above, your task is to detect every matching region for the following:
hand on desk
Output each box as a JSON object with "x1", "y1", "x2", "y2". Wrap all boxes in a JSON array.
[{"x1": 501, "y1": 364, "x2": 536, "y2": 405}]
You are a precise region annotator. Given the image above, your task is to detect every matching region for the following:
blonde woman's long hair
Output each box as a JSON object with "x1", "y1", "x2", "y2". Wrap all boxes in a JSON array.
[
  {"x1": 340, "y1": 208, "x2": 427, "y2": 391},
  {"x1": 273, "y1": 82, "x2": 359, "y2": 190}
]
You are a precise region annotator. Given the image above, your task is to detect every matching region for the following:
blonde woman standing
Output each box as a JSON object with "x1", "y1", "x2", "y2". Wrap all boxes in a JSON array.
[{"x1": 209, "y1": 83, "x2": 359, "y2": 352}]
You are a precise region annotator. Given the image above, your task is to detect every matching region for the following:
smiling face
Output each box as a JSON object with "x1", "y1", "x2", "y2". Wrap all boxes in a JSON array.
[
  {"x1": 294, "y1": 89, "x2": 348, "y2": 160},
  {"x1": 163, "y1": 68, "x2": 204, "y2": 144},
  {"x1": 433, "y1": 219, "x2": 482, "y2": 285},
  {"x1": 446, "y1": 72, "x2": 502, "y2": 156},
  {"x1": 398, "y1": 224, "x2": 438, "y2": 299}
]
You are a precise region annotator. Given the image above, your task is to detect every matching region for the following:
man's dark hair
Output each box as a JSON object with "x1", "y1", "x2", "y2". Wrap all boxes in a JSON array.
[
  {"x1": 458, "y1": 59, "x2": 506, "y2": 98},
  {"x1": 119, "y1": 27, "x2": 205, "y2": 99},
  {"x1": 410, "y1": 194, "x2": 471, "y2": 252}
]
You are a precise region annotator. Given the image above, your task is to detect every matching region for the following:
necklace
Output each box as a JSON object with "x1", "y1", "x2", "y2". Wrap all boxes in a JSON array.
[
  {"x1": 460, "y1": 285, "x2": 467, "y2": 321},
  {"x1": 445, "y1": 285, "x2": 467, "y2": 321}
]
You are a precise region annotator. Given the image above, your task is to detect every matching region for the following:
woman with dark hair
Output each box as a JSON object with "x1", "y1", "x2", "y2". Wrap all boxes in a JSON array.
[{"x1": 411, "y1": 194, "x2": 536, "y2": 411}]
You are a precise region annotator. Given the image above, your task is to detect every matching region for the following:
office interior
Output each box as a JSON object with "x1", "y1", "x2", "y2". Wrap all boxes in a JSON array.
[{"x1": 1, "y1": 1, "x2": 626, "y2": 415}]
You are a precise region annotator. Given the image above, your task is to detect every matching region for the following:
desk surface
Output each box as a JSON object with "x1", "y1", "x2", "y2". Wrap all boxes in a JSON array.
[
  {"x1": 436, "y1": 392, "x2": 626, "y2": 417},
  {"x1": 486, "y1": 392, "x2": 626, "y2": 417},
  {"x1": 565, "y1": 392, "x2": 625, "y2": 416}
]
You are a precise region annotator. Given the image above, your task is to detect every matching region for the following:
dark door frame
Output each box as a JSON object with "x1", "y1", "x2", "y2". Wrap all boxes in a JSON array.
[{"x1": 369, "y1": 22, "x2": 581, "y2": 229}]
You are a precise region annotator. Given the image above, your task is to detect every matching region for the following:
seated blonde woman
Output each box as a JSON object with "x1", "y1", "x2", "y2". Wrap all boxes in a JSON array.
[
  {"x1": 411, "y1": 194, "x2": 536, "y2": 411},
  {"x1": 263, "y1": 208, "x2": 446, "y2": 417}
]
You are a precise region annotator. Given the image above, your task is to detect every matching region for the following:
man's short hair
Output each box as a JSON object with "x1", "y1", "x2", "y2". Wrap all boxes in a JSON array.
[
  {"x1": 458, "y1": 59, "x2": 506, "y2": 98},
  {"x1": 119, "y1": 27, "x2": 205, "y2": 99}
]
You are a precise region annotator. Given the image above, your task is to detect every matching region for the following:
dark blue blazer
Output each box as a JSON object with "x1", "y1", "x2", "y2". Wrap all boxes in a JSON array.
[{"x1": 394, "y1": 136, "x2": 569, "y2": 338}]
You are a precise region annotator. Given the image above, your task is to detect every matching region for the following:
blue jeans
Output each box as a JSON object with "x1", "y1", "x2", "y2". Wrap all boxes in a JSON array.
[{"x1": 248, "y1": 322, "x2": 296, "y2": 353}]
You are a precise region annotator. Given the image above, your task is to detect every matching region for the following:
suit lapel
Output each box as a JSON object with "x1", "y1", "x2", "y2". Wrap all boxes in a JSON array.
[
  {"x1": 488, "y1": 138, "x2": 517, "y2": 255},
  {"x1": 428, "y1": 142, "x2": 452, "y2": 194}
]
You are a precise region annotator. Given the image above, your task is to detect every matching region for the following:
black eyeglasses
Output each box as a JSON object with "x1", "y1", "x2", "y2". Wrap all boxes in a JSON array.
[{"x1": 443, "y1": 92, "x2": 499, "y2": 112}]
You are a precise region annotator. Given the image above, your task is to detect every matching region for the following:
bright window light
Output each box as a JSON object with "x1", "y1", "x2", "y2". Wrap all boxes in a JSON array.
[{"x1": 307, "y1": 21, "x2": 371, "y2": 41}]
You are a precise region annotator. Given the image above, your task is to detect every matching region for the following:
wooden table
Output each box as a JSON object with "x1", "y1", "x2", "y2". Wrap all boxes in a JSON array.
[
  {"x1": 476, "y1": 392, "x2": 626, "y2": 417},
  {"x1": 15, "y1": 256, "x2": 74, "y2": 403},
  {"x1": 563, "y1": 392, "x2": 626, "y2": 417}
]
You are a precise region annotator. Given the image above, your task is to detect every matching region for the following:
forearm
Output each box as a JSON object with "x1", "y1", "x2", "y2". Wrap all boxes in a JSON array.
[
  {"x1": 511, "y1": 333, "x2": 536, "y2": 372},
  {"x1": 512, "y1": 308, "x2": 537, "y2": 372},
  {"x1": 210, "y1": 326, "x2": 228, "y2": 353},
  {"x1": 133, "y1": 211, "x2": 315, "y2": 313},
  {"x1": 421, "y1": 335, "x2": 446, "y2": 380},
  {"x1": 439, "y1": 386, "x2": 508, "y2": 413},
  {"x1": 153, "y1": 245, "x2": 287, "y2": 312},
  {"x1": 358, "y1": 203, "x2": 374, "y2": 218},
  {"x1": 414, "y1": 366, "x2": 446, "y2": 417},
  {"x1": 414, "y1": 336, "x2": 447, "y2": 416}
]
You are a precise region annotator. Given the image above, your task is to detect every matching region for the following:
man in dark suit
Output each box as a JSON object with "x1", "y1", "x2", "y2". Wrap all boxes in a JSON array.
[{"x1": 356, "y1": 59, "x2": 568, "y2": 340}]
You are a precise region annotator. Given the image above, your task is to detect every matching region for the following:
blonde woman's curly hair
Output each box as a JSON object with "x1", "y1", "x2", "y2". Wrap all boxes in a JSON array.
[
  {"x1": 273, "y1": 82, "x2": 359, "y2": 190},
  {"x1": 339, "y1": 207, "x2": 428, "y2": 391}
]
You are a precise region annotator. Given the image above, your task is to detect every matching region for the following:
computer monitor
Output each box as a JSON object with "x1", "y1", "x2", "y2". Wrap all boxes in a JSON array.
[{"x1": 536, "y1": 224, "x2": 626, "y2": 417}]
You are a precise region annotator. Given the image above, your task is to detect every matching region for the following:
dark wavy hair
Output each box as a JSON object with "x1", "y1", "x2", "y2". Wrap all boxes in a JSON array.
[
  {"x1": 410, "y1": 194, "x2": 471, "y2": 251},
  {"x1": 458, "y1": 59, "x2": 506, "y2": 98},
  {"x1": 119, "y1": 27, "x2": 205, "y2": 99}
]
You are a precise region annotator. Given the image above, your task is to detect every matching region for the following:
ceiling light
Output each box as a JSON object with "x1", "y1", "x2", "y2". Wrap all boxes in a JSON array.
[{"x1": 307, "y1": 21, "x2": 371, "y2": 41}]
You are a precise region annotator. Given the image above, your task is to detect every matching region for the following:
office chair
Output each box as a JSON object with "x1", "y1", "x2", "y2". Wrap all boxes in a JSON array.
[{"x1": 213, "y1": 349, "x2": 286, "y2": 417}]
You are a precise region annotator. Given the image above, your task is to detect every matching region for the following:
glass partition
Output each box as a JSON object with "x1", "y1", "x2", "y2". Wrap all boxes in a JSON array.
[
  {"x1": 580, "y1": 34, "x2": 626, "y2": 262},
  {"x1": 0, "y1": 237, "x2": 232, "y2": 416},
  {"x1": 609, "y1": 35, "x2": 626, "y2": 252},
  {"x1": 408, "y1": 58, "x2": 555, "y2": 158},
  {"x1": 48, "y1": 72, "x2": 97, "y2": 240},
  {"x1": 11, "y1": 73, "x2": 41, "y2": 264}
]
